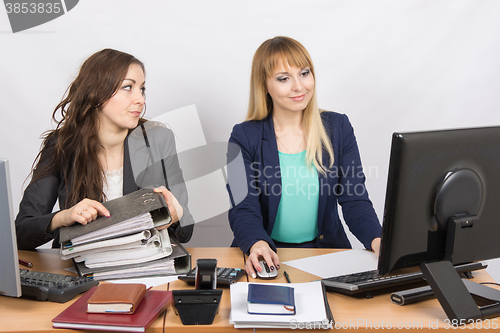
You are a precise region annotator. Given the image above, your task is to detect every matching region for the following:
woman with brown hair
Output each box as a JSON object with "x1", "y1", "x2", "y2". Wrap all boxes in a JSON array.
[
  {"x1": 15, "y1": 48, "x2": 193, "y2": 250},
  {"x1": 227, "y1": 36, "x2": 381, "y2": 277}
]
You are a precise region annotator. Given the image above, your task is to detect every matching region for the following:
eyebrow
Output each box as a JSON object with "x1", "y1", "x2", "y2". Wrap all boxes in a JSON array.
[
  {"x1": 273, "y1": 67, "x2": 310, "y2": 76},
  {"x1": 123, "y1": 78, "x2": 146, "y2": 85}
]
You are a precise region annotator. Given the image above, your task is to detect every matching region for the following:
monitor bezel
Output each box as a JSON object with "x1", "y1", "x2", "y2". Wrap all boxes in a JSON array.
[
  {"x1": 378, "y1": 126, "x2": 500, "y2": 276},
  {"x1": 0, "y1": 158, "x2": 21, "y2": 298}
]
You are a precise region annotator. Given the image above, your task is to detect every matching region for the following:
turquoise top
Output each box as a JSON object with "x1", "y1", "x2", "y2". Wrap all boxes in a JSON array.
[{"x1": 271, "y1": 150, "x2": 319, "y2": 243}]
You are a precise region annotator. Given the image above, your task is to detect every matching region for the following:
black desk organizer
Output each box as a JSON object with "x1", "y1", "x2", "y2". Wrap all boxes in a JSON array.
[
  {"x1": 173, "y1": 258, "x2": 222, "y2": 325},
  {"x1": 173, "y1": 289, "x2": 223, "y2": 325}
]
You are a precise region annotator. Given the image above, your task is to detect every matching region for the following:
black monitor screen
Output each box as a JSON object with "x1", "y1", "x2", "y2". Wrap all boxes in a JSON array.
[{"x1": 378, "y1": 126, "x2": 500, "y2": 276}]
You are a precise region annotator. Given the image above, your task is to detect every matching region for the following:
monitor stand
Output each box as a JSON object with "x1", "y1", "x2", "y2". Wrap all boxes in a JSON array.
[
  {"x1": 421, "y1": 260, "x2": 500, "y2": 322},
  {"x1": 420, "y1": 215, "x2": 500, "y2": 323}
]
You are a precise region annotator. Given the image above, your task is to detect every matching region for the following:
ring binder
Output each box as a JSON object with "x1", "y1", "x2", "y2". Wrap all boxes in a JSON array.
[{"x1": 59, "y1": 188, "x2": 172, "y2": 244}]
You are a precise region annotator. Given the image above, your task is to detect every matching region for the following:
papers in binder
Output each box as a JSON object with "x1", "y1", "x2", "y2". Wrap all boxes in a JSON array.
[
  {"x1": 82, "y1": 229, "x2": 172, "y2": 268},
  {"x1": 66, "y1": 213, "x2": 155, "y2": 247},
  {"x1": 70, "y1": 229, "x2": 161, "y2": 263},
  {"x1": 59, "y1": 189, "x2": 172, "y2": 245},
  {"x1": 61, "y1": 229, "x2": 154, "y2": 260},
  {"x1": 92, "y1": 258, "x2": 176, "y2": 280},
  {"x1": 73, "y1": 237, "x2": 190, "y2": 281},
  {"x1": 58, "y1": 188, "x2": 190, "y2": 281}
]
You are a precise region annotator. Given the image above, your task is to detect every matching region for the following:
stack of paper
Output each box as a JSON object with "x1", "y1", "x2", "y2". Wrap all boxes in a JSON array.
[
  {"x1": 72, "y1": 228, "x2": 172, "y2": 268},
  {"x1": 230, "y1": 281, "x2": 334, "y2": 329},
  {"x1": 58, "y1": 189, "x2": 190, "y2": 280},
  {"x1": 68, "y1": 213, "x2": 155, "y2": 246}
]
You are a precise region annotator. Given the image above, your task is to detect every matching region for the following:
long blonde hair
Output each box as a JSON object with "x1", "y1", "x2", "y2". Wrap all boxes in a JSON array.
[{"x1": 246, "y1": 36, "x2": 334, "y2": 174}]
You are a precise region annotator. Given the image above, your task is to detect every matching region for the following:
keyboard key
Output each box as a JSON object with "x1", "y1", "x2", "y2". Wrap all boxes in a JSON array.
[
  {"x1": 20, "y1": 269, "x2": 98, "y2": 303},
  {"x1": 179, "y1": 266, "x2": 245, "y2": 287}
]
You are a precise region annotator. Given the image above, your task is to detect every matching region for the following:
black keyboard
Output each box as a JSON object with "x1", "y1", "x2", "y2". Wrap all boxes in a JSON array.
[
  {"x1": 19, "y1": 269, "x2": 99, "y2": 303},
  {"x1": 322, "y1": 262, "x2": 487, "y2": 295},
  {"x1": 178, "y1": 267, "x2": 246, "y2": 287}
]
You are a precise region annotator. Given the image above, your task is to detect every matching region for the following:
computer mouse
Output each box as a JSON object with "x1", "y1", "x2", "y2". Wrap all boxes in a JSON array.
[{"x1": 256, "y1": 260, "x2": 278, "y2": 279}]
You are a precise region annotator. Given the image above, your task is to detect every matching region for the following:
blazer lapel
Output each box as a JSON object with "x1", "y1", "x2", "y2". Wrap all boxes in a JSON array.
[
  {"x1": 262, "y1": 116, "x2": 281, "y2": 231},
  {"x1": 316, "y1": 159, "x2": 329, "y2": 231},
  {"x1": 317, "y1": 114, "x2": 332, "y2": 231},
  {"x1": 123, "y1": 135, "x2": 140, "y2": 195}
]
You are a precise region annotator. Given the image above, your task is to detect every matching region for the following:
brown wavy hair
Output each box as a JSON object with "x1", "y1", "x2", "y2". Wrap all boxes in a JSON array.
[{"x1": 30, "y1": 48, "x2": 146, "y2": 207}]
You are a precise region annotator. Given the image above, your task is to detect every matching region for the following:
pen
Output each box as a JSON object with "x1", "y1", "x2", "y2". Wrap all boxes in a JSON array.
[
  {"x1": 284, "y1": 271, "x2": 291, "y2": 283},
  {"x1": 18, "y1": 259, "x2": 33, "y2": 268}
]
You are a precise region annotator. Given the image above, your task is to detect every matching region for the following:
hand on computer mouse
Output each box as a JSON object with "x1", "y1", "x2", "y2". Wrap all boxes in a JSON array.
[
  {"x1": 256, "y1": 260, "x2": 278, "y2": 279},
  {"x1": 246, "y1": 240, "x2": 280, "y2": 279}
]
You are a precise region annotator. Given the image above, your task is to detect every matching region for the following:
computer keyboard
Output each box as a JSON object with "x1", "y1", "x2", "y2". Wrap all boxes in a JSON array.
[
  {"x1": 178, "y1": 266, "x2": 246, "y2": 287},
  {"x1": 322, "y1": 262, "x2": 486, "y2": 296},
  {"x1": 19, "y1": 269, "x2": 99, "y2": 303}
]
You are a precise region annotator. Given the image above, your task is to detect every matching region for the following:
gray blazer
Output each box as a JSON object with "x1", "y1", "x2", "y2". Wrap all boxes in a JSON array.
[{"x1": 15, "y1": 121, "x2": 194, "y2": 250}]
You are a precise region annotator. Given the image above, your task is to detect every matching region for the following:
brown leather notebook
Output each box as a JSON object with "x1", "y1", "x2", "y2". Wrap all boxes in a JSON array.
[{"x1": 87, "y1": 283, "x2": 147, "y2": 314}]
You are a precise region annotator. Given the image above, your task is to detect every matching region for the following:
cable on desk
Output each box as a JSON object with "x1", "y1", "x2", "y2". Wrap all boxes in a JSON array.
[
  {"x1": 163, "y1": 282, "x2": 169, "y2": 332},
  {"x1": 242, "y1": 251, "x2": 249, "y2": 282},
  {"x1": 480, "y1": 282, "x2": 500, "y2": 287},
  {"x1": 162, "y1": 308, "x2": 168, "y2": 333}
]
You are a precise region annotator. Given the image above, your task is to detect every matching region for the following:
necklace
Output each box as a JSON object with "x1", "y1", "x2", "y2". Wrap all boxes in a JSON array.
[{"x1": 274, "y1": 127, "x2": 305, "y2": 154}]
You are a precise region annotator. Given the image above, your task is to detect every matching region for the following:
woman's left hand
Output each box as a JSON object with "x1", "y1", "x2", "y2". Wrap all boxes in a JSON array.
[
  {"x1": 153, "y1": 186, "x2": 184, "y2": 229},
  {"x1": 371, "y1": 237, "x2": 381, "y2": 259}
]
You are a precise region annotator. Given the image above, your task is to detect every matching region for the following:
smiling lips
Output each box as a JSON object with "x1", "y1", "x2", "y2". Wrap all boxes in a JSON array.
[
  {"x1": 129, "y1": 111, "x2": 142, "y2": 117},
  {"x1": 290, "y1": 94, "x2": 306, "y2": 102}
]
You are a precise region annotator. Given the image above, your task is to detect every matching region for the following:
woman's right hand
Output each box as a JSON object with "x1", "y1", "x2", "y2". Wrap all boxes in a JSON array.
[
  {"x1": 246, "y1": 240, "x2": 281, "y2": 279},
  {"x1": 48, "y1": 198, "x2": 110, "y2": 233}
]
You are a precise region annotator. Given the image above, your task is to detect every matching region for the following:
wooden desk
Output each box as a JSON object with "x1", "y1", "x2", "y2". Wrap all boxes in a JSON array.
[{"x1": 1, "y1": 248, "x2": 498, "y2": 332}]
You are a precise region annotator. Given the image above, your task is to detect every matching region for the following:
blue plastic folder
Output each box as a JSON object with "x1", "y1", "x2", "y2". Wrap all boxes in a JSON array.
[{"x1": 247, "y1": 284, "x2": 295, "y2": 315}]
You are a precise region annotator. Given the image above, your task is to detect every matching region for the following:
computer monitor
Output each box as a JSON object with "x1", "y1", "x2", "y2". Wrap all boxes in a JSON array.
[
  {"x1": 0, "y1": 158, "x2": 21, "y2": 298},
  {"x1": 378, "y1": 126, "x2": 500, "y2": 321}
]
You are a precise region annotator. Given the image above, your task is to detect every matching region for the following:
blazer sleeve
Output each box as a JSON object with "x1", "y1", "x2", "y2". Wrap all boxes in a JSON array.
[
  {"x1": 336, "y1": 114, "x2": 382, "y2": 249},
  {"x1": 227, "y1": 123, "x2": 276, "y2": 254},
  {"x1": 15, "y1": 141, "x2": 61, "y2": 250},
  {"x1": 147, "y1": 123, "x2": 194, "y2": 243},
  {"x1": 162, "y1": 129, "x2": 194, "y2": 243}
]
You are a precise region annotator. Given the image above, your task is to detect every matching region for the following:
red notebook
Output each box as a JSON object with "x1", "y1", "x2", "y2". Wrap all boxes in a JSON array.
[{"x1": 52, "y1": 287, "x2": 172, "y2": 332}]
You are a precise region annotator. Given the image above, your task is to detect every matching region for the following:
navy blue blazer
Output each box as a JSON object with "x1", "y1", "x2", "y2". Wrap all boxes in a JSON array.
[{"x1": 227, "y1": 111, "x2": 381, "y2": 254}]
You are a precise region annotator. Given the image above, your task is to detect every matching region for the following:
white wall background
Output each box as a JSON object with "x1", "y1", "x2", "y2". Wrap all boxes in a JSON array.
[{"x1": 1, "y1": 1, "x2": 500, "y2": 253}]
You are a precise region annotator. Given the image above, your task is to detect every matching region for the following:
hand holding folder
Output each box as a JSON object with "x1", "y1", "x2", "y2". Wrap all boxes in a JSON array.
[
  {"x1": 59, "y1": 188, "x2": 191, "y2": 281},
  {"x1": 59, "y1": 188, "x2": 172, "y2": 246}
]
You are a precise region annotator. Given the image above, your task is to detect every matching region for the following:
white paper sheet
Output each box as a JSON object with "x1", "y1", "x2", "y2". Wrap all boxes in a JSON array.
[
  {"x1": 230, "y1": 281, "x2": 329, "y2": 329},
  {"x1": 283, "y1": 249, "x2": 378, "y2": 279},
  {"x1": 63, "y1": 268, "x2": 180, "y2": 288},
  {"x1": 104, "y1": 275, "x2": 180, "y2": 289}
]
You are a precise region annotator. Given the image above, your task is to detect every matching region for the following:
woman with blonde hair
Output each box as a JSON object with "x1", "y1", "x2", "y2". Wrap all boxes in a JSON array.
[
  {"x1": 16, "y1": 48, "x2": 193, "y2": 250},
  {"x1": 227, "y1": 36, "x2": 381, "y2": 277}
]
